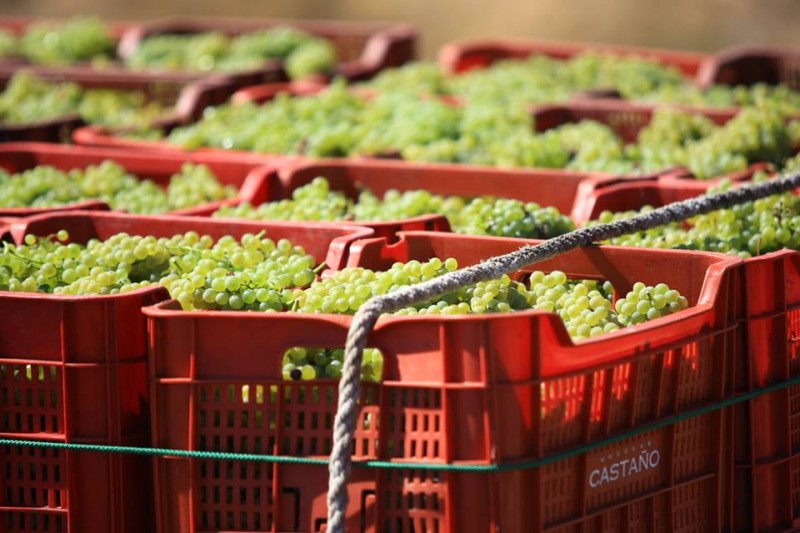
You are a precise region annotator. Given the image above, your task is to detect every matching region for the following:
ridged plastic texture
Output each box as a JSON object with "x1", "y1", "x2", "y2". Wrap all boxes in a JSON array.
[
  {"x1": 0, "y1": 142, "x2": 276, "y2": 217},
  {"x1": 564, "y1": 173, "x2": 800, "y2": 531},
  {"x1": 0, "y1": 66, "x2": 239, "y2": 143},
  {"x1": 145, "y1": 230, "x2": 741, "y2": 532},
  {"x1": 0, "y1": 211, "x2": 371, "y2": 532},
  {"x1": 437, "y1": 38, "x2": 710, "y2": 78}
]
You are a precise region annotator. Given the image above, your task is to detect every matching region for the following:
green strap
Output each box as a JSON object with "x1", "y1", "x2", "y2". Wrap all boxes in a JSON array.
[{"x1": 3, "y1": 373, "x2": 799, "y2": 473}]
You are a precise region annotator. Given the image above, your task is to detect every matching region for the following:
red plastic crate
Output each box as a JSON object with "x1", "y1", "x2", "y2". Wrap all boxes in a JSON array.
[
  {"x1": 0, "y1": 142, "x2": 277, "y2": 217},
  {"x1": 438, "y1": 37, "x2": 710, "y2": 78},
  {"x1": 731, "y1": 250, "x2": 800, "y2": 532},
  {"x1": 0, "y1": 66, "x2": 240, "y2": 143},
  {"x1": 118, "y1": 17, "x2": 416, "y2": 85},
  {"x1": 697, "y1": 45, "x2": 800, "y2": 91},
  {"x1": 0, "y1": 211, "x2": 371, "y2": 532},
  {"x1": 563, "y1": 174, "x2": 800, "y2": 531},
  {"x1": 201, "y1": 158, "x2": 623, "y2": 241},
  {"x1": 145, "y1": 230, "x2": 741, "y2": 532}
]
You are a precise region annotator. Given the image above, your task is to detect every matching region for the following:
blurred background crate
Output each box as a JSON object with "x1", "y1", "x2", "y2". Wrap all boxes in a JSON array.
[{"x1": 4, "y1": 0, "x2": 800, "y2": 60}]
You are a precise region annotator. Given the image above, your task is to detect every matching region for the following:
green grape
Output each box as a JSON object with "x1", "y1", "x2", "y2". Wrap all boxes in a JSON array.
[
  {"x1": 0, "y1": 161, "x2": 234, "y2": 214},
  {"x1": 640, "y1": 82, "x2": 800, "y2": 116},
  {"x1": 19, "y1": 16, "x2": 115, "y2": 65}
]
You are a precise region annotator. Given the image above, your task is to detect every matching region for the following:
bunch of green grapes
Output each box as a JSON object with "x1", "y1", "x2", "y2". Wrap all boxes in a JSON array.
[
  {"x1": 161, "y1": 233, "x2": 317, "y2": 311},
  {"x1": 0, "y1": 161, "x2": 235, "y2": 214},
  {"x1": 284, "y1": 39, "x2": 336, "y2": 79},
  {"x1": 351, "y1": 93, "x2": 462, "y2": 156},
  {"x1": 125, "y1": 32, "x2": 233, "y2": 72},
  {"x1": 159, "y1": 79, "x2": 798, "y2": 176},
  {"x1": 589, "y1": 167, "x2": 800, "y2": 257},
  {"x1": 77, "y1": 89, "x2": 166, "y2": 129},
  {"x1": 216, "y1": 176, "x2": 351, "y2": 222},
  {"x1": 214, "y1": 176, "x2": 575, "y2": 239},
  {"x1": 167, "y1": 81, "x2": 365, "y2": 153},
  {"x1": 284, "y1": 260, "x2": 688, "y2": 380},
  {"x1": 563, "y1": 108, "x2": 799, "y2": 178},
  {"x1": 528, "y1": 271, "x2": 687, "y2": 339},
  {"x1": 365, "y1": 52, "x2": 686, "y2": 106},
  {"x1": 0, "y1": 231, "x2": 318, "y2": 312},
  {"x1": 0, "y1": 72, "x2": 167, "y2": 128},
  {"x1": 444, "y1": 55, "x2": 570, "y2": 106},
  {"x1": 684, "y1": 107, "x2": 796, "y2": 179},
  {"x1": 359, "y1": 61, "x2": 448, "y2": 96},
  {"x1": 0, "y1": 72, "x2": 83, "y2": 125},
  {"x1": 398, "y1": 100, "x2": 572, "y2": 168},
  {"x1": 125, "y1": 27, "x2": 336, "y2": 79},
  {"x1": 640, "y1": 82, "x2": 800, "y2": 117},
  {"x1": 281, "y1": 347, "x2": 384, "y2": 382},
  {"x1": 454, "y1": 197, "x2": 575, "y2": 238},
  {"x1": 18, "y1": 16, "x2": 115, "y2": 65}
]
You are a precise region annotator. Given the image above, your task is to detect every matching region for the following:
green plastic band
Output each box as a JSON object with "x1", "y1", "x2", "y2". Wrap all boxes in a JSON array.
[{"x1": 3, "y1": 373, "x2": 799, "y2": 473}]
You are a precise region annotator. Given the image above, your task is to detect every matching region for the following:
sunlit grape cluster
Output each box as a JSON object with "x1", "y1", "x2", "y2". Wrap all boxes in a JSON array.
[
  {"x1": 0, "y1": 231, "x2": 317, "y2": 310},
  {"x1": 1, "y1": 231, "x2": 690, "y2": 383},
  {"x1": 362, "y1": 53, "x2": 688, "y2": 106},
  {"x1": 158, "y1": 81, "x2": 799, "y2": 177},
  {"x1": 588, "y1": 166, "x2": 800, "y2": 257},
  {"x1": 0, "y1": 161, "x2": 235, "y2": 214},
  {"x1": 0, "y1": 72, "x2": 166, "y2": 128},
  {"x1": 125, "y1": 27, "x2": 336, "y2": 79},
  {"x1": 213, "y1": 176, "x2": 575, "y2": 239},
  {"x1": 363, "y1": 56, "x2": 800, "y2": 116}
]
